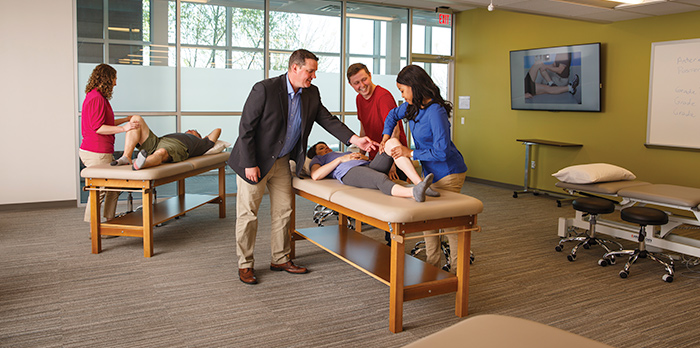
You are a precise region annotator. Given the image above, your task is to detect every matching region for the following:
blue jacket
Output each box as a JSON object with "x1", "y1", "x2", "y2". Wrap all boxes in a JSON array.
[{"x1": 383, "y1": 103, "x2": 467, "y2": 181}]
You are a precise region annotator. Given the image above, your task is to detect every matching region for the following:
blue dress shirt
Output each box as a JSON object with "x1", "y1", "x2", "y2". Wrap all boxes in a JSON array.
[{"x1": 278, "y1": 73, "x2": 302, "y2": 158}]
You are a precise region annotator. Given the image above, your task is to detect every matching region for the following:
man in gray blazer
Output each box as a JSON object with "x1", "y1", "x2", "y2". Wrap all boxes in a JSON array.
[{"x1": 228, "y1": 49, "x2": 377, "y2": 285}]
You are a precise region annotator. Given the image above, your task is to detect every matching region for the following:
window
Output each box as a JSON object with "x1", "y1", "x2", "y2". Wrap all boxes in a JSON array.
[
  {"x1": 270, "y1": 0, "x2": 342, "y2": 112},
  {"x1": 76, "y1": 0, "x2": 454, "y2": 201},
  {"x1": 345, "y1": 3, "x2": 408, "y2": 112},
  {"x1": 179, "y1": 0, "x2": 265, "y2": 112},
  {"x1": 412, "y1": 9, "x2": 452, "y2": 56}
]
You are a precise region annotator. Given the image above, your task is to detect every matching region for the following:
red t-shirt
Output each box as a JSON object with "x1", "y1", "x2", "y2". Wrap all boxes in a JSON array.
[
  {"x1": 80, "y1": 89, "x2": 115, "y2": 154},
  {"x1": 356, "y1": 85, "x2": 407, "y2": 159}
]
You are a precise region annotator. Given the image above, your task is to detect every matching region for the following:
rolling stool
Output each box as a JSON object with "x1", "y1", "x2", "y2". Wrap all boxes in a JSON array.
[
  {"x1": 598, "y1": 207, "x2": 674, "y2": 282},
  {"x1": 556, "y1": 197, "x2": 622, "y2": 261}
]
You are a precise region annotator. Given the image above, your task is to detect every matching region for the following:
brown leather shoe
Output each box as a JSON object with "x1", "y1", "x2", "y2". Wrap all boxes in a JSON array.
[
  {"x1": 238, "y1": 268, "x2": 258, "y2": 285},
  {"x1": 270, "y1": 261, "x2": 309, "y2": 274}
]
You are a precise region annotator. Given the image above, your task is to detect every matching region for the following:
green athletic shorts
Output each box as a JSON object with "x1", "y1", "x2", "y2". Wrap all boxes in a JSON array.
[{"x1": 137, "y1": 130, "x2": 189, "y2": 163}]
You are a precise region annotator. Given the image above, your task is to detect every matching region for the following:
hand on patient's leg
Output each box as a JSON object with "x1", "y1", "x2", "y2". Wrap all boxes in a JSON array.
[
  {"x1": 384, "y1": 138, "x2": 423, "y2": 184},
  {"x1": 114, "y1": 115, "x2": 151, "y2": 166}
]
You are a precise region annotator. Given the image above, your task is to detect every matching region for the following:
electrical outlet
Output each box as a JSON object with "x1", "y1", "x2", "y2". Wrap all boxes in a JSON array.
[{"x1": 531, "y1": 161, "x2": 536, "y2": 169}]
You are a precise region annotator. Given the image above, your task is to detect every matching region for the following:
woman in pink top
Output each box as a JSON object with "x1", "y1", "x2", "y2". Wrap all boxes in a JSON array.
[{"x1": 79, "y1": 64, "x2": 139, "y2": 223}]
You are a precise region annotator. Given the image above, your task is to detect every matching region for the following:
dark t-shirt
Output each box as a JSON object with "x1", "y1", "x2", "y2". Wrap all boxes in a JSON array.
[{"x1": 163, "y1": 133, "x2": 215, "y2": 157}]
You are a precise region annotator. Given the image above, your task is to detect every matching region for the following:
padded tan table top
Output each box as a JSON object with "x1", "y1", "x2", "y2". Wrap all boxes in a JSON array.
[
  {"x1": 80, "y1": 152, "x2": 229, "y2": 180},
  {"x1": 619, "y1": 184, "x2": 700, "y2": 208},
  {"x1": 403, "y1": 314, "x2": 613, "y2": 348},
  {"x1": 555, "y1": 180, "x2": 651, "y2": 195},
  {"x1": 293, "y1": 177, "x2": 483, "y2": 223}
]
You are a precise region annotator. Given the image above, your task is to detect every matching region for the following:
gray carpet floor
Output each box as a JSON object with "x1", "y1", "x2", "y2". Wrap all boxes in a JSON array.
[{"x1": 2, "y1": 182, "x2": 700, "y2": 347}]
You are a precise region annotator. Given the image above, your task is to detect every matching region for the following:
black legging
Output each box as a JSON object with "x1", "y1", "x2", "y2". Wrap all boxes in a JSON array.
[{"x1": 340, "y1": 153, "x2": 396, "y2": 196}]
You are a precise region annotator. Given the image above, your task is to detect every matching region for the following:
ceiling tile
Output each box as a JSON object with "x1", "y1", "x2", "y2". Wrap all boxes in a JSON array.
[
  {"x1": 616, "y1": 1, "x2": 700, "y2": 15},
  {"x1": 573, "y1": 8, "x2": 653, "y2": 20}
]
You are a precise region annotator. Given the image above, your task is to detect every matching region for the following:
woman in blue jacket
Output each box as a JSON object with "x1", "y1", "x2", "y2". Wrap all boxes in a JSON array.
[{"x1": 381, "y1": 64, "x2": 468, "y2": 272}]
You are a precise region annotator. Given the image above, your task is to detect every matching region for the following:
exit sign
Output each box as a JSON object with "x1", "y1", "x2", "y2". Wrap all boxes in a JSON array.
[{"x1": 438, "y1": 13, "x2": 451, "y2": 25}]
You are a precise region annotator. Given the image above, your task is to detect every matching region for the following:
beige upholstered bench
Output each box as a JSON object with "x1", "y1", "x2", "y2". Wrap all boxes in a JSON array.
[
  {"x1": 403, "y1": 314, "x2": 614, "y2": 347},
  {"x1": 290, "y1": 177, "x2": 484, "y2": 333},
  {"x1": 81, "y1": 152, "x2": 229, "y2": 257}
]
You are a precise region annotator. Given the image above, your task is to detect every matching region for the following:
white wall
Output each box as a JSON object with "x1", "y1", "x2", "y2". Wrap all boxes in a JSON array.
[{"x1": 0, "y1": 0, "x2": 77, "y2": 205}]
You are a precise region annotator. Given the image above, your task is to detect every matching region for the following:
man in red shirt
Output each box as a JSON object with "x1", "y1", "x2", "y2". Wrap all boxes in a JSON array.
[{"x1": 347, "y1": 63, "x2": 408, "y2": 181}]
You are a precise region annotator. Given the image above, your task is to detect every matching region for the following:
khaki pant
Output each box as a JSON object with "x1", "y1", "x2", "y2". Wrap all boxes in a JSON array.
[
  {"x1": 79, "y1": 149, "x2": 119, "y2": 222},
  {"x1": 423, "y1": 172, "x2": 467, "y2": 272},
  {"x1": 235, "y1": 156, "x2": 294, "y2": 269}
]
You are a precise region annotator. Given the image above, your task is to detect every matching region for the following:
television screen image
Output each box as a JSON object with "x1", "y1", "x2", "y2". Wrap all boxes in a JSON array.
[{"x1": 510, "y1": 43, "x2": 601, "y2": 112}]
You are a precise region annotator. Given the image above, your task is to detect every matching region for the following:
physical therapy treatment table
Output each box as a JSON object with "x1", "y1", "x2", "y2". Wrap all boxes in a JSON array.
[
  {"x1": 556, "y1": 180, "x2": 700, "y2": 258},
  {"x1": 289, "y1": 177, "x2": 483, "y2": 333},
  {"x1": 80, "y1": 152, "x2": 229, "y2": 257}
]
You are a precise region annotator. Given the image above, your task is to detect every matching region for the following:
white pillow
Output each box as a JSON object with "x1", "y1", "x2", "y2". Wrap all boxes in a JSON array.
[
  {"x1": 552, "y1": 163, "x2": 636, "y2": 184},
  {"x1": 289, "y1": 157, "x2": 313, "y2": 177},
  {"x1": 204, "y1": 140, "x2": 231, "y2": 155}
]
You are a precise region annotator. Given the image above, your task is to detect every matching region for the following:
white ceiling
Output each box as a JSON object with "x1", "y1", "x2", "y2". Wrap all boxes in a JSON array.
[{"x1": 360, "y1": 0, "x2": 700, "y2": 23}]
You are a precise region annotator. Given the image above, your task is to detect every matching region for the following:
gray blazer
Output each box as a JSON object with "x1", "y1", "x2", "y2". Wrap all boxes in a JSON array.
[{"x1": 228, "y1": 73, "x2": 355, "y2": 185}]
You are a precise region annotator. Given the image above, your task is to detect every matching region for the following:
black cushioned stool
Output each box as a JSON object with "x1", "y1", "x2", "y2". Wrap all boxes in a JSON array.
[
  {"x1": 556, "y1": 197, "x2": 622, "y2": 261},
  {"x1": 599, "y1": 206, "x2": 674, "y2": 282}
]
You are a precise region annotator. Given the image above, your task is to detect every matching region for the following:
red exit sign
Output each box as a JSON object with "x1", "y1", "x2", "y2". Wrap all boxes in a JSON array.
[{"x1": 438, "y1": 13, "x2": 451, "y2": 25}]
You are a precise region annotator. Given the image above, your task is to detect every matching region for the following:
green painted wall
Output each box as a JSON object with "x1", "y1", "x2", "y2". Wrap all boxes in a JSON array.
[{"x1": 453, "y1": 9, "x2": 700, "y2": 191}]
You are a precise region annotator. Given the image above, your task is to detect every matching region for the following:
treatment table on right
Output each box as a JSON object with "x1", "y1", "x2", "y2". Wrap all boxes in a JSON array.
[{"x1": 556, "y1": 180, "x2": 700, "y2": 258}]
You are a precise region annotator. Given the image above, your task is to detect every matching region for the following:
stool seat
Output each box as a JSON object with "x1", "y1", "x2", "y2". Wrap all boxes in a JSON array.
[
  {"x1": 572, "y1": 197, "x2": 615, "y2": 215},
  {"x1": 621, "y1": 207, "x2": 669, "y2": 226},
  {"x1": 600, "y1": 206, "x2": 674, "y2": 282},
  {"x1": 557, "y1": 196, "x2": 621, "y2": 262}
]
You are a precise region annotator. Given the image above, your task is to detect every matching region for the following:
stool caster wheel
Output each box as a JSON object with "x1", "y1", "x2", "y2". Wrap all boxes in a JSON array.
[
  {"x1": 662, "y1": 274, "x2": 673, "y2": 283},
  {"x1": 619, "y1": 270, "x2": 629, "y2": 279},
  {"x1": 555, "y1": 245, "x2": 563, "y2": 252},
  {"x1": 598, "y1": 258, "x2": 608, "y2": 267},
  {"x1": 567, "y1": 254, "x2": 576, "y2": 262},
  {"x1": 470, "y1": 255, "x2": 475, "y2": 264},
  {"x1": 583, "y1": 243, "x2": 590, "y2": 250},
  {"x1": 513, "y1": 192, "x2": 518, "y2": 198}
]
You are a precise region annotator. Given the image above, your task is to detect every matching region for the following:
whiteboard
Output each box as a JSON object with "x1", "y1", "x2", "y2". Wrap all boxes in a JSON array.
[{"x1": 646, "y1": 38, "x2": 700, "y2": 149}]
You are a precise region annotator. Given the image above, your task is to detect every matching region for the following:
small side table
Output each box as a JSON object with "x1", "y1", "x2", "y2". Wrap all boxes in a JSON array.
[{"x1": 513, "y1": 139, "x2": 582, "y2": 201}]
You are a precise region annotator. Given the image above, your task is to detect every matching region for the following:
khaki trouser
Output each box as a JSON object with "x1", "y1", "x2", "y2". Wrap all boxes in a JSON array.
[
  {"x1": 235, "y1": 155, "x2": 294, "y2": 269},
  {"x1": 79, "y1": 149, "x2": 119, "y2": 222},
  {"x1": 423, "y1": 172, "x2": 467, "y2": 272}
]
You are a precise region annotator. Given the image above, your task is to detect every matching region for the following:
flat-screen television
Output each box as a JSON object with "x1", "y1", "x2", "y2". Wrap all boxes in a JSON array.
[{"x1": 510, "y1": 42, "x2": 601, "y2": 112}]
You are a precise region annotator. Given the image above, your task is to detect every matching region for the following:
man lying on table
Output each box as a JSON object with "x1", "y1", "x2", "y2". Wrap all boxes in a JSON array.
[{"x1": 110, "y1": 115, "x2": 222, "y2": 170}]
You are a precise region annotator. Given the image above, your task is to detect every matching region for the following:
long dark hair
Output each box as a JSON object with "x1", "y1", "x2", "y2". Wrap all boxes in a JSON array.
[{"x1": 396, "y1": 65, "x2": 452, "y2": 121}]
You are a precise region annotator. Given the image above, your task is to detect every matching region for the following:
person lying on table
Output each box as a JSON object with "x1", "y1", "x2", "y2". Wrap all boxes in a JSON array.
[
  {"x1": 307, "y1": 137, "x2": 438, "y2": 202},
  {"x1": 110, "y1": 115, "x2": 222, "y2": 170}
]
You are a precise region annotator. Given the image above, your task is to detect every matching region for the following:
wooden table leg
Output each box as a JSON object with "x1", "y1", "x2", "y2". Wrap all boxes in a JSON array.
[
  {"x1": 389, "y1": 222, "x2": 405, "y2": 333},
  {"x1": 90, "y1": 187, "x2": 101, "y2": 254},
  {"x1": 142, "y1": 189, "x2": 154, "y2": 257},
  {"x1": 455, "y1": 223, "x2": 473, "y2": 317},
  {"x1": 218, "y1": 166, "x2": 226, "y2": 218},
  {"x1": 339, "y1": 213, "x2": 348, "y2": 230}
]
